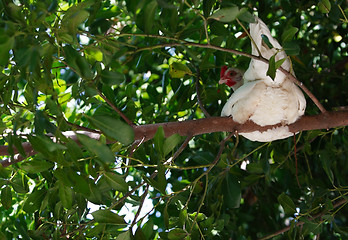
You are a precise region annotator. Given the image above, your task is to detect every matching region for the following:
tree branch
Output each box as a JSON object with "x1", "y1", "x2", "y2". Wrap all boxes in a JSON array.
[
  {"x1": 134, "y1": 41, "x2": 326, "y2": 113},
  {"x1": 97, "y1": 90, "x2": 135, "y2": 126},
  {"x1": 195, "y1": 67, "x2": 211, "y2": 117},
  {"x1": 260, "y1": 198, "x2": 347, "y2": 240},
  {"x1": 1, "y1": 111, "x2": 347, "y2": 167},
  {"x1": 133, "y1": 110, "x2": 348, "y2": 141}
]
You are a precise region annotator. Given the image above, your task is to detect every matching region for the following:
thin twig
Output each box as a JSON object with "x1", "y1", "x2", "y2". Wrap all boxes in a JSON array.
[
  {"x1": 260, "y1": 198, "x2": 347, "y2": 240},
  {"x1": 236, "y1": 18, "x2": 262, "y2": 57},
  {"x1": 97, "y1": 90, "x2": 135, "y2": 126},
  {"x1": 111, "y1": 170, "x2": 158, "y2": 209},
  {"x1": 125, "y1": 136, "x2": 146, "y2": 176},
  {"x1": 183, "y1": 0, "x2": 210, "y2": 44},
  {"x1": 293, "y1": 133, "x2": 301, "y2": 188},
  {"x1": 133, "y1": 41, "x2": 326, "y2": 114},
  {"x1": 195, "y1": 67, "x2": 211, "y2": 118},
  {"x1": 189, "y1": 132, "x2": 234, "y2": 232},
  {"x1": 131, "y1": 184, "x2": 150, "y2": 228},
  {"x1": 278, "y1": 67, "x2": 327, "y2": 114},
  {"x1": 171, "y1": 134, "x2": 193, "y2": 162},
  {"x1": 48, "y1": 114, "x2": 101, "y2": 134}
]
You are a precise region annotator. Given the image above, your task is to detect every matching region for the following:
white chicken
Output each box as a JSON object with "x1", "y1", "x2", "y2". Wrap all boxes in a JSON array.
[{"x1": 219, "y1": 16, "x2": 306, "y2": 142}]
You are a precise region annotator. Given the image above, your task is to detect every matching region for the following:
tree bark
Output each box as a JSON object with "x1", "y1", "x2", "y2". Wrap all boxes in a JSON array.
[
  {"x1": 134, "y1": 110, "x2": 348, "y2": 141},
  {"x1": 1, "y1": 110, "x2": 347, "y2": 167}
]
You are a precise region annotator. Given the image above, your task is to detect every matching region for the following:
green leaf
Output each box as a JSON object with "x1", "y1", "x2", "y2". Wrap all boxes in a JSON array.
[
  {"x1": 144, "y1": 0, "x2": 158, "y2": 33},
  {"x1": 318, "y1": 0, "x2": 331, "y2": 13},
  {"x1": 261, "y1": 34, "x2": 274, "y2": 49},
  {"x1": 156, "y1": 165, "x2": 167, "y2": 194},
  {"x1": 70, "y1": 173, "x2": 91, "y2": 196},
  {"x1": 163, "y1": 134, "x2": 181, "y2": 156},
  {"x1": 23, "y1": 188, "x2": 46, "y2": 213},
  {"x1": 0, "y1": 36, "x2": 14, "y2": 66},
  {"x1": 21, "y1": 160, "x2": 54, "y2": 174},
  {"x1": 266, "y1": 54, "x2": 276, "y2": 80},
  {"x1": 63, "y1": 45, "x2": 94, "y2": 80},
  {"x1": 85, "y1": 48, "x2": 103, "y2": 62},
  {"x1": 10, "y1": 175, "x2": 29, "y2": 193},
  {"x1": 282, "y1": 26, "x2": 298, "y2": 43},
  {"x1": 154, "y1": 126, "x2": 165, "y2": 155},
  {"x1": 141, "y1": 218, "x2": 154, "y2": 239},
  {"x1": 91, "y1": 209, "x2": 126, "y2": 225},
  {"x1": 55, "y1": 168, "x2": 91, "y2": 196},
  {"x1": 116, "y1": 230, "x2": 131, "y2": 240},
  {"x1": 237, "y1": 8, "x2": 255, "y2": 23},
  {"x1": 54, "y1": 168, "x2": 73, "y2": 187},
  {"x1": 28, "y1": 135, "x2": 66, "y2": 154},
  {"x1": 62, "y1": 8, "x2": 90, "y2": 35},
  {"x1": 143, "y1": 174, "x2": 166, "y2": 194},
  {"x1": 0, "y1": 164, "x2": 10, "y2": 178},
  {"x1": 1, "y1": 186, "x2": 12, "y2": 209},
  {"x1": 164, "y1": 203, "x2": 170, "y2": 229},
  {"x1": 169, "y1": 62, "x2": 192, "y2": 78},
  {"x1": 275, "y1": 58, "x2": 287, "y2": 69},
  {"x1": 58, "y1": 181, "x2": 74, "y2": 209},
  {"x1": 203, "y1": 0, "x2": 215, "y2": 17},
  {"x1": 283, "y1": 41, "x2": 300, "y2": 55},
  {"x1": 77, "y1": 134, "x2": 115, "y2": 164},
  {"x1": 278, "y1": 192, "x2": 296, "y2": 215},
  {"x1": 86, "y1": 223, "x2": 106, "y2": 238},
  {"x1": 87, "y1": 115, "x2": 134, "y2": 145},
  {"x1": 167, "y1": 228, "x2": 187, "y2": 240},
  {"x1": 320, "y1": 153, "x2": 334, "y2": 183},
  {"x1": 302, "y1": 218, "x2": 322, "y2": 235},
  {"x1": 86, "y1": 181, "x2": 104, "y2": 205},
  {"x1": 209, "y1": 6, "x2": 239, "y2": 23},
  {"x1": 103, "y1": 172, "x2": 128, "y2": 192},
  {"x1": 100, "y1": 70, "x2": 125, "y2": 86},
  {"x1": 224, "y1": 174, "x2": 241, "y2": 208},
  {"x1": 267, "y1": 54, "x2": 286, "y2": 80}
]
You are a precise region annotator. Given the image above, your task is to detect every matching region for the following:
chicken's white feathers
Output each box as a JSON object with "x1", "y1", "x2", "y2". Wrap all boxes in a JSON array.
[{"x1": 221, "y1": 16, "x2": 306, "y2": 142}]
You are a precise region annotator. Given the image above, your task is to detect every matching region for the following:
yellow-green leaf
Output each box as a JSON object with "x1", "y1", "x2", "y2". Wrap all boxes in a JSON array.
[
  {"x1": 318, "y1": 0, "x2": 331, "y2": 13},
  {"x1": 169, "y1": 62, "x2": 192, "y2": 78}
]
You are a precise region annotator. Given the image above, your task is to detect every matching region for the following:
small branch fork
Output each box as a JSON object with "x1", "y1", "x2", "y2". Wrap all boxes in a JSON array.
[{"x1": 97, "y1": 90, "x2": 135, "y2": 126}]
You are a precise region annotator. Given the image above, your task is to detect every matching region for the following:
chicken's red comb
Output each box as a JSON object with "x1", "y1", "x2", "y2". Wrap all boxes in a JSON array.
[{"x1": 220, "y1": 65, "x2": 228, "y2": 78}]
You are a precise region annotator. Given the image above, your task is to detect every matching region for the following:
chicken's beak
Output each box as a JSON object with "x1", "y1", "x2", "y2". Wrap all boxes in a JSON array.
[{"x1": 219, "y1": 78, "x2": 228, "y2": 85}]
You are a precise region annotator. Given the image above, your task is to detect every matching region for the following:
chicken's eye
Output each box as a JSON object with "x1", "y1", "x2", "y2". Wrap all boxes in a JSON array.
[{"x1": 229, "y1": 71, "x2": 237, "y2": 76}]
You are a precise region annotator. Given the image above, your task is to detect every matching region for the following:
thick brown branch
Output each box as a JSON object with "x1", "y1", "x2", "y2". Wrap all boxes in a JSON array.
[
  {"x1": 134, "y1": 110, "x2": 348, "y2": 141},
  {"x1": 1, "y1": 111, "x2": 347, "y2": 167}
]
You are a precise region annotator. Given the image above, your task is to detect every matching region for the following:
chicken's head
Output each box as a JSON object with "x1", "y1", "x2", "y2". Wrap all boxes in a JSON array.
[{"x1": 219, "y1": 66, "x2": 243, "y2": 91}]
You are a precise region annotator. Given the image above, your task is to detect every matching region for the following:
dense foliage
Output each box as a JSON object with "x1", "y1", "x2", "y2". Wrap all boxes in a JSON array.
[{"x1": 0, "y1": 0, "x2": 347, "y2": 239}]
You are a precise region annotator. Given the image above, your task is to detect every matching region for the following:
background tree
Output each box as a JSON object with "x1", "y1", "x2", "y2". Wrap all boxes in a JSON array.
[{"x1": 0, "y1": 0, "x2": 347, "y2": 239}]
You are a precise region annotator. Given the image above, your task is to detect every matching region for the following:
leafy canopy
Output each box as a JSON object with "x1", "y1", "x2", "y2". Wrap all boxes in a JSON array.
[{"x1": 0, "y1": 0, "x2": 348, "y2": 239}]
